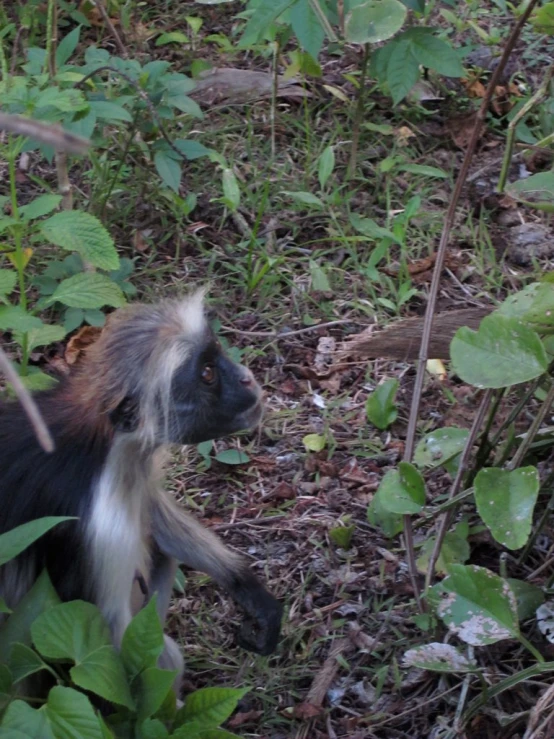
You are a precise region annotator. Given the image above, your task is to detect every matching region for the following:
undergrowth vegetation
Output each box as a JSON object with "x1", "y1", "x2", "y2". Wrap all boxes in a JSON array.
[{"x1": 4, "y1": 0, "x2": 554, "y2": 736}]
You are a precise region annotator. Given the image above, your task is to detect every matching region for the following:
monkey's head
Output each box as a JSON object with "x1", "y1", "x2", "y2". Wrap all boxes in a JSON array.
[{"x1": 83, "y1": 291, "x2": 263, "y2": 446}]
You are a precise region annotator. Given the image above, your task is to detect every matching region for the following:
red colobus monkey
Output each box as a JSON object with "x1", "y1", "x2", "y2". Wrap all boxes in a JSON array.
[{"x1": 0, "y1": 291, "x2": 282, "y2": 686}]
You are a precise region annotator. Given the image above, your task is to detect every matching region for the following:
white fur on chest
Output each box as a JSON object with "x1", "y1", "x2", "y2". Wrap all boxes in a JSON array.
[{"x1": 87, "y1": 435, "x2": 156, "y2": 644}]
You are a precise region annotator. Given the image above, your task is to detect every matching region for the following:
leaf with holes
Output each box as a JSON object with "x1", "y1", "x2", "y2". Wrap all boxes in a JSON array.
[
  {"x1": 432, "y1": 564, "x2": 519, "y2": 646},
  {"x1": 450, "y1": 314, "x2": 548, "y2": 388},
  {"x1": 475, "y1": 467, "x2": 539, "y2": 550},
  {"x1": 403, "y1": 643, "x2": 477, "y2": 673},
  {"x1": 40, "y1": 211, "x2": 119, "y2": 271}
]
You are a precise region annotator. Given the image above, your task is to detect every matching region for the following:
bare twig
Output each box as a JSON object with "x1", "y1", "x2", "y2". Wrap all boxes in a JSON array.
[
  {"x1": 402, "y1": 0, "x2": 539, "y2": 608},
  {"x1": 92, "y1": 0, "x2": 127, "y2": 57},
  {"x1": 0, "y1": 114, "x2": 90, "y2": 155},
  {"x1": 220, "y1": 318, "x2": 355, "y2": 340},
  {"x1": 0, "y1": 347, "x2": 54, "y2": 453}
]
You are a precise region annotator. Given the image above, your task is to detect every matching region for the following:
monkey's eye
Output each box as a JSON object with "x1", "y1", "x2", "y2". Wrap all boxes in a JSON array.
[{"x1": 201, "y1": 364, "x2": 217, "y2": 385}]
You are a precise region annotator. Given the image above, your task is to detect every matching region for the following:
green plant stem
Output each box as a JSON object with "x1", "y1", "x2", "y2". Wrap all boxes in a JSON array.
[
  {"x1": 517, "y1": 468, "x2": 554, "y2": 565},
  {"x1": 45, "y1": 0, "x2": 57, "y2": 78},
  {"x1": 497, "y1": 60, "x2": 554, "y2": 193},
  {"x1": 347, "y1": 43, "x2": 370, "y2": 180},
  {"x1": 270, "y1": 38, "x2": 279, "y2": 161},
  {"x1": 489, "y1": 378, "x2": 541, "y2": 451},
  {"x1": 508, "y1": 379, "x2": 554, "y2": 470},
  {"x1": 99, "y1": 114, "x2": 139, "y2": 217},
  {"x1": 470, "y1": 388, "x2": 505, "y2": 476}
]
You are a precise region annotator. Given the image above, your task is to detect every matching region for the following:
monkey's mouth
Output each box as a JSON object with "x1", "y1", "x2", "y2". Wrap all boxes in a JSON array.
[{"x1": 237, "y1": 398, "x2": 264, "y2": 431}]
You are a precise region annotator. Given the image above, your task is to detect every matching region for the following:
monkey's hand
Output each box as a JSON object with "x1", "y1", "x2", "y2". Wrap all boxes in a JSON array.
[{"x1": 235, "y1": 580, "x2": 283, "y2": 656}]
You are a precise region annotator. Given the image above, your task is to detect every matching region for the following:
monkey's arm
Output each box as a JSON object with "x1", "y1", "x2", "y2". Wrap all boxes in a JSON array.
[{"x1": 151, "y1": 492, "x2": 282, "y2": 656}]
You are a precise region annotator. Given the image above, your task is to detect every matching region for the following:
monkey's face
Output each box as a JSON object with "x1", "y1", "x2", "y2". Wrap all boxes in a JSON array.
[{"x1": 166, "y1": 340, "x2": 263, "y2": 445}]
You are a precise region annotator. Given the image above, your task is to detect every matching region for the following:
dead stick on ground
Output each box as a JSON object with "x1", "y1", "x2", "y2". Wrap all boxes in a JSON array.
[
  {"x1": 0, "y1": 347, "x2": 54, "y2": 453},
  {"x1": 401, "y1": 0, "x2": 540, "y2": 608}
]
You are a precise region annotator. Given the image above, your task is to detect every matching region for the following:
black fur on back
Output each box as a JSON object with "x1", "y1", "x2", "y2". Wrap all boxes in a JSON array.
[{"x1": 0, "y1": 386, "x2": 111, "y2": 603}]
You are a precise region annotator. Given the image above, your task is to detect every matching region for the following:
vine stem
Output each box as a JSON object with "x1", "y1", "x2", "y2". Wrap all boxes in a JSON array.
[{"x1": 402, "y1": 0, "x2": 539, "y2": 609}]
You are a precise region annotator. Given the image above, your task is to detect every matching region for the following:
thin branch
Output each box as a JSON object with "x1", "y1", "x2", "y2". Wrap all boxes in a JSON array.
[
  {"x1": 0, "y1": 347, "x2": 54, "y2": 453},
  {"x1": 0, "y1": 114, "x2": 90, "y2": 155},
  {"x1": 92, "y1": 0, "x2": 127, "y2": 57},
  {"x1": 220, "y1": 318, "x2": 356, "y2": 339}
]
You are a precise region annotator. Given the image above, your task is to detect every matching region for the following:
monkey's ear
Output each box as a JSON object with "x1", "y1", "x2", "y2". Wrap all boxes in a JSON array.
[{"x1": 109, "y1": 396, "x2": 139, "y2": 432}]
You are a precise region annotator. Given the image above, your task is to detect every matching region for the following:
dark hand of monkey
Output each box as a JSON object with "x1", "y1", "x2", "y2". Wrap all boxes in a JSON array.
[{"x1": 232, "y1": 575, "x2": 283, "y2": 656}]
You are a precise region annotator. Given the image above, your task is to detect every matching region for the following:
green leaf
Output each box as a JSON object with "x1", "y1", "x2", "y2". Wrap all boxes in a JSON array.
[
  {"x1": 9, "y1": 643, "x2": 48, "y2": 683},
  {"x1": 14, "y1": 323, "x2": 66, "y2": 352},
  {"x1": 532, "y1": 2, "x2": 554, "y2": 34},
  {"x1": 450, "y1": 314, "x2": 548, "y2": 388},
  {"x1": 345, "y1": 0, "x2": 407, "y2": 44},
  {"x1": 88, "y1": 100, "x2": 134, "y2": 122},
  {"x1": 140, "y1": 719, "x2": 170, "y2": 739},
  {"x1": 71, "y1": 645, "x2": 134, "y2": 710},
  {"x1": 239, "y1": 0, "x2": 295, "y2": 46},
  {"x1": 474, "y1": 467, "x2": 540, "y2": 550},
  {"x1": 399, "y1": 163, "x2": 448, "y2": 178},
  {"x1": 56, "y1": 25, "x2": 81, "y2": 67},
  {"x1": 309, "y1": 260, "x2": 331, "y2": 292},
  {"x1": 17, "y1": 369, "x2": 57, "y2": 393},
  {"x1": 121, "y1": 597, "x2": 164, "y2": 681},
  {"x1": 285, "y1": 191, "x2": 324, "y2": 207},
  {"x1": 366, "y1": 378, "x2": 399, "y2": 429},
  {"x1": 0, "y1": 571, "x2": 61, "y2": 663},
  {"x1": 174, "y1": 139, "x2": 212, "y2": 160},
  {"x1": 507, "y1": 578, "x2": 545, "y2": 621},
  {"x1": 416, "y1": 527, "x2": 470, "y2": 575},
  {"x1": 433, "y1": 564, "x2": 519, "y2": 646},
  {"x1": 290, "y1": 0, "x2": 325, "y2": 61},
  {"x1": 0, "y1": 517, "x2": 74, "y2": 567},
  {"x1": 413, "y1": 427, "x2": 469, "y2": 470},
  {"x1": 36, "y1": 87, "x2": 88, "y2": 113},
  {"x1": 174, "y1": 687, "x2": 250, "y2": 730},
  {"x1": 0, "y1": 306, "x2": 43, "y2": 332},
  {"x1": 41, "y1": 211, "x2": 119, "y2": 271},
  {"x1": 317, "y1": 146, "x2": 335, "y2": 190},
  {"x1": 405, "y1": 28, "x2": 465, "y2": 76},
  {"x1": 222, "y1": 168, "x2": 240, "y2": 210},
  {"x1": 156, "y1": 31, "x2": 190, "y2": 45},
  {"x1": 214, "y1": 449, "x2": 250, "y2": 465},
  {"x1": 32, "y1": 600, "x2": 112, "y2": 661},
  {"x1": 386, "y1": 37, "x2": 419, "y2": 105},
  {"x1": 403, "y1": 643, "x2": 477, "y2": 673},
  {"x1": 19, "y1": 194, "x2": 62, "y2": 221},
  {"x1": 350, "y1": 214, "x2": 399, "y2": 242},
  {"x1": 0, "y1": 269, "x2": 17, "y2": 295},
  {"x1": 496, "y1": 282, "x2": 545, "y2": 320},
  {"x1": 154, "y1": 152, "x2": 182, "y2": 192},
  {"x1": 136, "y1": 667, "x2": 177, "y2": 721},
  {"x1": 506, "y1": 170, "x2": 554, "y2": 209},
  {"x1": 329, "y1": 525, "x2": 355, "y2": 549},
  {"x1": 302, "y1": 433, "x2": 326, "y2": 452},
  {"x1": 46, "y1": 686, "x2": 106, "y2": 739},
  {"x1": 0, "y1": 701, "x2": 54, "y2": 738},
  {"x1": 49, "y1": 273, "x2": 126, "y2": 309},
  {"x1": 377, "y1": 462, "x2": 426, "y2": 514},
  {"x1": 367, "y1": 489, "x2": 403, "y2": 537}
]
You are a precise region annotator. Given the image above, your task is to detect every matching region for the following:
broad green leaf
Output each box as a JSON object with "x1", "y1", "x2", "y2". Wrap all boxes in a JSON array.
[
  {"x1": 475, "y1": 467, "x2": 539, "y2": 550},
  {"x1": 433, "y1": 564, "x2": 519, "y2": 646},
  {"x1": 414, "y1": 427, "x2": 469, "y2": 470},
  {"x1": 9, "y1": 643, "x2": 48, "y2": 683},
  {"x1": 399, "y1": 164, "x2": 448, "y2": 178},
  {"x1": 309, "y1": 260, "x2": 331, "y2": 292},
  {"x1": 404, "y1": 643, "x2": 476, "y2": 672},
  {"x1": 405, "y1": 28, "x2": 465, "y2": 77},
  {"x1": 41, "y1": 211, "x2": 119, "y2": 270},
  {"x1": 88, "y1": 100, "x2": 133, "y2": 122},
  {"x1": 508, "y1": 579, "x2": 544, "y2": 621},
  {"x1": 0, "y1": 269, "x2": 16, "y2": 295},
  {"x1": 155, "y1": 152, "x2": 182, "y2": 192},
  {"x1": 0, "y1": 571, "x2": 61, "y2": 663},
  {"x1": 377, "y1": 462, "x2": 425, "y2": 514},
  {"x1": 0, "y1": 517, "x2": 74, "y2": 567},
  {"x1": 532, "y1": 2, "x2": 554, "y2": 34},
  {"x1": 140, "y1": 719, "x2": 170, "y2": 739},
  {"x1": 166, "y1": 94, "x2": 203, "y2": 118},
  {"x1": 71, "y1": 645, "x2": 134, "y2": 710},
  {"x1": 450, "y1": 314, "x2": 548, "y2": 388},
  {"x1": 174, "y1": 687, "x2": 250, "y2": 730},
  {"x1": 56, "y1": 25, "x2": 81, "y2": 67},
  {"x1": 17, "y1": 369, "x2": 58, "y2": 392},
  {"x1": 0, "y1": 700, "x2": 54, "y2": 738},
  {"x1": 285, "y1": 191, "x2": 324, "y2": 207},
  {"x1": 366, "y1": 378, "x2": 399, "y2": 429},
  {"x1": 19, "y1": 194, "x2": 62, "y2": 221},
  {"x1": 318, "y1": 146, "x2": 335, "y2": 190},
  {"x1": 49, "y1": 273, "x2": 126, "y2": 309},
  {"x1": 222, "y1": 168, "x2": 240, "y2": 210},
  {"x1": 506, "y1": 171, "x2": 554, "y2": 209},
  {"x1": 416, "y1": 527, "x2": 470, "y2": 575},
  {"x1": 121, "y1": 597, "x2": 164, "y2": 681},
  {"x1": 290, "y1": 0, "x2": 325, "y2": 60},
  {"x1": 367, "y1": 489, "x2": 403, "y2": 537},
  {"x1": 329, "y1": 525, "x2": 355, "y2": 549},
  {"x1": 214, "y1": 449, "x2": 250, "y2": 465},
  {"x1": 32, "y1": 601, "x2": 112, "y2": 661},
  {"x1": 14, "y1": 323, "x2": 66, "y2": 352},
  {"x1": 496, "y1": 282, "x2": 544, "y2": 320},
  {"x1": 0, "y1": 306, "x2": 42, "y2": 332},
  {"x1": 302, "y1": 433, "x2": 326, "y2": 452},
  {"x1": 239, "y1": 0, "x2": 295, "y2": 46},
  {"x1": 174, "y1": 139, "x2": 212, "y2": 160},
  {"x1": 46, "y1": 686, "x2": 105, "y2": 738},
  {"x1": 36, "y1": 87, "x2": 88, "y2": 113},
  {"x1": 156, "y1": 31, "x2": 190, "y2": 45},
  {"x1": 345, "y1": 0, "x2": 407, "y2": 44},
  {"x1": 0, "y1": 663, "x2": 12, "y2": 705},
  {"x1": 136, "y1": 667, "x2": 177, "y2": 721},
  {"x1": 385, "y1": 37, "x2": 419, "y2": 105},
  {"x1": 350, "y1": 214, "x2": 399, "y2": 242}
]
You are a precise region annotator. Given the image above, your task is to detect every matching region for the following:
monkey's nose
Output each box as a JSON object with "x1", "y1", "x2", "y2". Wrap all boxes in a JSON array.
[{"x1": 240, "y1": 375, "x2": 253, "y2": 387}]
